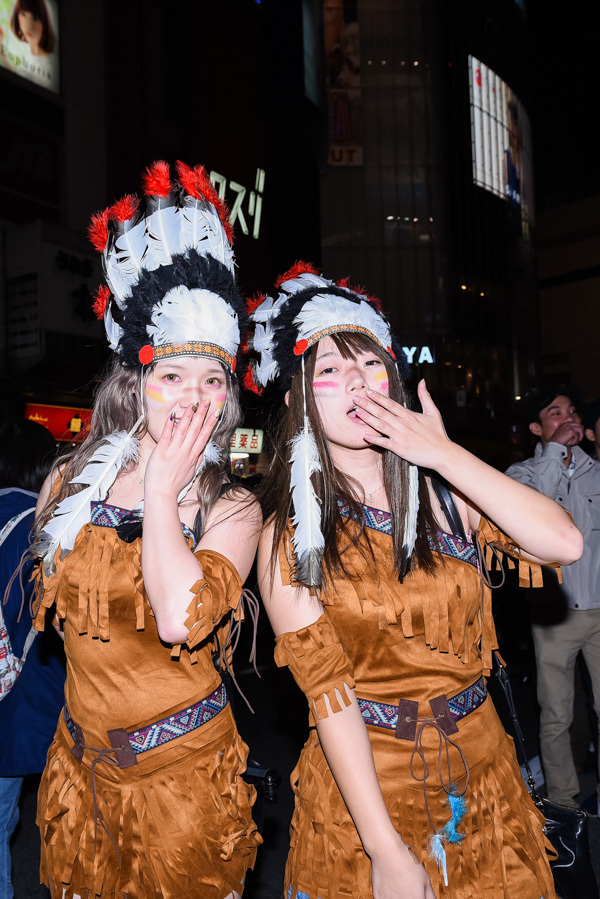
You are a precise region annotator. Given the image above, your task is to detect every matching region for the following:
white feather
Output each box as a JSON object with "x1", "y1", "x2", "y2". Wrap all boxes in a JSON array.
[
  {"x1": 289, "y1": 425, "x2": 324, "y2": 586},
  {"x1": 146, "y1": 286, "x2": 240, "y2": 357},
  {"x1": 196, "y1": 439, "x2": 222, "y2": 473},
  {"x1": 293, "y1": 293, "x2": 391, "y2": 351},
  {"x1": 180, "y1": 196, "x2": 235, "y2": 273},
  {"x1": 39, "y1": 418, "x2": 143, "y2": 573},
  {"x1": 279, "y1": 273, "x2": 333, "y2": 294},
  {"x1": 144, "y1": 201, "x2": 180, "y2": 267},
  {"x1": 402, "y1": 462, "x2": 420, "y2": 559},
  {"x1": 103, "y1": 304, "x2": 124, "y2": 351},
  {"x1": 251, "y1": 293, "x2": 289, "y2": 386},
  {"x1": 103, "y1": 218, "x2": 148, "y2": 304}
]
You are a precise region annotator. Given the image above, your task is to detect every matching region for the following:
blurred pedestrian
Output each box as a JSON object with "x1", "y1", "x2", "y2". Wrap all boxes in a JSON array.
[
  {"x1": 584, "y1": 397, "x2": 600, "y2": 459},
  {"x1": 0, "y1": 418, "x2": 64, "y2": 899},
  {"x1": 506, "y1": 385, "x2": 600, "y2": 812}
]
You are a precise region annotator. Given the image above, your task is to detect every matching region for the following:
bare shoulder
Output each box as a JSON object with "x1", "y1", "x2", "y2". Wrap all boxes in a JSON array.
[
  {"x1": 209, "y1": 483, "x2": 262, "y2": 529},
  {"x1": 36, "y1": 462, "x2": 66, "y2": 519}
]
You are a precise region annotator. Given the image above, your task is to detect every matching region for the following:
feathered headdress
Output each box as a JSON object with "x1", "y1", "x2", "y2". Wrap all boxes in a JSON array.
[
  {"x1": 40, "y1": 161, "x2": 245, "y2": 573},
  {"x1": 89, "y1": 159, "x2": 245, "y2": 371},
  {"x1": 250, "y1": 261, "x2": 417, "y2": 587}
]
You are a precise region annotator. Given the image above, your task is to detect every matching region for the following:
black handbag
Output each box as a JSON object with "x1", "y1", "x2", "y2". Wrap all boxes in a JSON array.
[{"x1": 494, "y1": 652, "x2": 599, "y2": 899}]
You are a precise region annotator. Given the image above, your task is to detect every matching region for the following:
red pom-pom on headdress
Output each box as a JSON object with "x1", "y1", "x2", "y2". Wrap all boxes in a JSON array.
[
  {"x1": 175, "y1": 160, "x2": 235, "y2": 245},
  {"x1": 92, "y1": 285, "x2": 110, "y2": 320},
  {"x1": 275, "y1": 260, "x2": 320, "y2": 289},
  {"x1": 142, "y1": 160, "x2": 172, "y2": 197},
  {"x1": 109, "y1": 194, "x2": 140, "y2": 223},
  {"x1": 88, "y1": 208, "x2": 110, "y2": 252}
]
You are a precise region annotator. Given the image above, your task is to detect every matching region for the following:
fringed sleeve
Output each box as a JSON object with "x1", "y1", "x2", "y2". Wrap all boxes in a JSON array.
[
  {"x1": 274, "y1": 614, "x2": 356, "y2": 726},
  {"x1": 477, "y1": 516, "x2": 562, "y2": 587},
  {"x1": 183, "y1": 549, "x2": 244, "y2": 651}
]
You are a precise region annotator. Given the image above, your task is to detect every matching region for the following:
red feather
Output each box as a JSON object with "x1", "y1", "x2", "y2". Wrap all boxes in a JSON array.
[
  {"x1": 275, "y1": 260, "x2": 319, "y2": 289},
  {"x1": 88, "y1": 208, "x2": 110, "y2": 252},
  {"x1": 92, "y1": 285, "x2": 110, "y2": 320},
  {"x1": 175, "y1": 160, "x2": 199, "y2": 198},
  {"x1": 365, "y1": 292, "x2": 383, "y2": 312},
  {"x1": 243, "y1": 365, "x2": 262, "y2": 395},
  {"x1": 142, "y1": 160, "x2": 172, "y2": 197},
  {"x1": 175, "y1": 160, "x2": 234, "y2": 244},
  {"x1": 246, "y1": 292, "x2": 266, "y2": 314},
  {"x1": 109, "y1": 194, "x2": 139, "y2": 223},
  {"x1": 336, "y1": 276, "x2": 384, "y2": 312}
]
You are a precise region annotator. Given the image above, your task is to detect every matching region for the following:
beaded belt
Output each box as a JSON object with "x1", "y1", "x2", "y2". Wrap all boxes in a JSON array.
[
  {"x1": 357, "y1": 675, "x2": 486, "y2": 740},
  {"x1": 64, "y1": 681, "x2": 228, "y2": 768}
]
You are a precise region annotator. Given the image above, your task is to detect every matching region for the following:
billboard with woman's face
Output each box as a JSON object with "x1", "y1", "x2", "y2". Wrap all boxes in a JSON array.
[
  {"x1": 0, "y1": 0, "x2": 59, "y2": 93},
  {"x1": 468, "y1": 55, "x2": 533, "y2": 224}
]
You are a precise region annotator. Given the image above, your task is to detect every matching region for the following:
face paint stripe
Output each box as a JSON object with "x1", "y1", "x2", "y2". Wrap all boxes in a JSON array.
[
  {"x1": 313, "y1": 381, "x2": 339, "y2": 389},
  {"x1": 146, "y1": 385, "x2": 167, "y2": 403}
]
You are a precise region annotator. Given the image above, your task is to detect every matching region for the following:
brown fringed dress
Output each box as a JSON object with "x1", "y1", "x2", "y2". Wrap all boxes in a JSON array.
[
  {"x1": 34, "y1": 502, "x2": 261, "y2": 899},
  {"x1": 275, "y1": 506, "x2": 557, "y2": 899}
]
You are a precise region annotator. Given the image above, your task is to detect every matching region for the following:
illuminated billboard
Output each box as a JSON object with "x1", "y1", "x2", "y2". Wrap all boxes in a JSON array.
[
  {"x1": 25, "y1": 403, "x2": 92, "y2": 442},
  {"x1": 0, "y1": 0, "x2": 59, "y2": 92},
  {"x1": 468, "y1": 56, "x2": 533, "y2": 222}
]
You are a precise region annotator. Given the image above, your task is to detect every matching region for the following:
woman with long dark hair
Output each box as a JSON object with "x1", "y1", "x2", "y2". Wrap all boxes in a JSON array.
[
  {"x1": 253, "y1": 263, "x2": 582, "y2": 899},
  {"x1": 32, "y1": 161, "x2": 262, "y2": 898}
]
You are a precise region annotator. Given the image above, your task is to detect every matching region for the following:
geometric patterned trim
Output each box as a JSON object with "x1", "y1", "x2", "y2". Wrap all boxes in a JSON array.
[
  {"x1": 337, "y1": 499, "x2": 479, "y2": 569},
  {"x1": 90, "y1": 500, "x2": 195, "y2": 544},
  {"x1": 303, "y1": 323, "x2": 383, "y2": 353},
  {"x1": 153, "y1": 341, "x2": 234, "y2": 370},
  {"x1": 64, "y1": 681, "x2": 228, "y2": 756},
  {"x1": 357, "y1": 676, "x2": 487, "y2": 730}
]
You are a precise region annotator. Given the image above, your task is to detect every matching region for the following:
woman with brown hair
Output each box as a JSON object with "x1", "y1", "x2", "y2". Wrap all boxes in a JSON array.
[
  {"x1": 33, "y1": 161, "x2": 262, "y2": 898},
  {"x1": 252, "y1": 262, "x2": 582, "y2": 899}
]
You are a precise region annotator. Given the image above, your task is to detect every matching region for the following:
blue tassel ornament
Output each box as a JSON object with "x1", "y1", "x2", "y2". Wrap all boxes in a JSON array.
[{"x1": 428, "y1": 787, "x2": 468, "y2": 887}]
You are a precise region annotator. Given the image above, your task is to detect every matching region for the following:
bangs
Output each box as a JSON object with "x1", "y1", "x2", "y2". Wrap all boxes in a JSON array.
[{"x1": 327, "y1": 330, "x2": 387, "y2": 361}]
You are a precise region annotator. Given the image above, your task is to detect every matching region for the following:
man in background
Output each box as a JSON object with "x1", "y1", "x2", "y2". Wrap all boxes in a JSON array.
[{"x1": 506, "y1": 386, "x2": 600, "y2": 812}]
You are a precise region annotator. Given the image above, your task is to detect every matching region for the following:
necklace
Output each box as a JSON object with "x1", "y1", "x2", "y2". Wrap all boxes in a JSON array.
[{"x1": 364, "y1": 482, "x2": 384, "y2": 503}]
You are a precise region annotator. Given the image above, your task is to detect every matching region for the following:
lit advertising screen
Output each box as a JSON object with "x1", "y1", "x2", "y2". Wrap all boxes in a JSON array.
[
  {"x1": 0, "y1": 0, "x2": 59, "y2": 93},
  {"x1": 468, "y1": 56, "x2": 533, "y2": 222}
]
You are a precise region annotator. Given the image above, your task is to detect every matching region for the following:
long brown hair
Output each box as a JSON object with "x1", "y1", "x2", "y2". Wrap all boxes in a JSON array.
[
  {"x1": 33, "y1": 355, "x2": 241, "y2": 549},
  {"x1": 258, "y1": 332, "x2": 439, "y2": 584}
]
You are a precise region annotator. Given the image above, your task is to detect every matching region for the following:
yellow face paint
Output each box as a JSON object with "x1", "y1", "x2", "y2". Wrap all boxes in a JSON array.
[
  {"x1": 145, "y1": 383, "x2": 168, "y2": 405},
  {"x1": 213, "y1": 393, "x2": 226, "y2": 411},
  {"x1": 374, "y1": 370, "x2": 389, "y2": 392}
]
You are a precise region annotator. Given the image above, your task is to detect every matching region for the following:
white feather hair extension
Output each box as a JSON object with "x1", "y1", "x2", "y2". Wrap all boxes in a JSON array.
[
  {"x1": 39, "y1": 416, "x2": 144, "y2": 574},
  {"x1": 180, "y1": 196, "x2": 235, "y2": 274},
  {"x1": 289, "y1": 426, "x2": 324, "y2": 586},
  {"x1": 147, "y1": 286, "x2": 240, "y2": 357},
  {"x1": 294, "y1": 294, "x2": 391, "y2": 351},
  {"x1": 402, "y1": 462, "x2": 420, "y2": 561},
  {"x1": 195, "y1": 438, "x2": 222, "y2": 473},
  {"x1": 288, "y1": 355, "x2": 324, "y2": 586}
]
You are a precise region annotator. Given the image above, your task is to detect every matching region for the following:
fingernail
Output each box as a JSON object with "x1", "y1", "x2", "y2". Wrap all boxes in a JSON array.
[
  {"x1": 191, "y1": 402, "x2": 199, "y2": 412},
  {"x1": 366, "y1": 388, "x2": 374, "y2": 395},
  {"x1": 214, "y1": 411, "x2": 221, "y2": 419}
]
